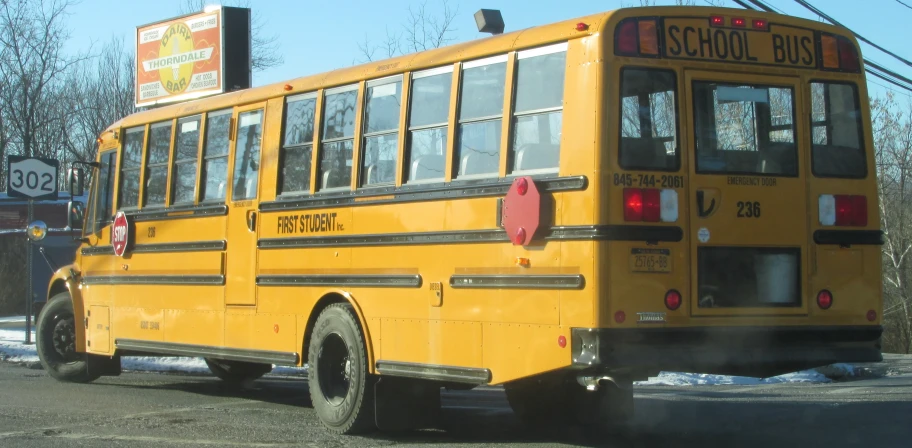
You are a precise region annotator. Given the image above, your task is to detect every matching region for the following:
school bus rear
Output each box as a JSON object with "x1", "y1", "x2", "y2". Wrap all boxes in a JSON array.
[{"x1": 580, "y1": 7, "x2": 883, "y2": 381}]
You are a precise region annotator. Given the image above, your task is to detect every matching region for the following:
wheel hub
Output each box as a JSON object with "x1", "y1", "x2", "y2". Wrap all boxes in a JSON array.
[
  {"x1": 317, "y1": 333, "x2": 352, "y2": 406},
  {"x1": 51, "y1": 315, "x2": 79, "y2": 363}
]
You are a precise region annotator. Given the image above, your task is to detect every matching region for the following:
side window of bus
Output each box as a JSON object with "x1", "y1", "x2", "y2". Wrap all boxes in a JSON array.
[
  {"x1": 318, "y1": 84, "x2": 359, "y2": 191},
  {"x1": 89, "y1": 151, "x2": 117, "y2": 234},
  {"x1": 200, "y1": 109, "x2": 232, "y2": 202},
  {"x1": 455, "y1": 55, "x2": 506, "y2": 179},
  {"x1": 232, "y1": 110, "x2": 264, "y2": 201},
  {"x1": 619, "y1": 68, "x2": 679, "y2": 171},
  {"x1": 511, "y1": 43, "x2": 567, "y2": 174},
  {"x1": 810, "y1": 82, "x2": 865, "y2": 178},
  {"x1": 406, "y1": 66, "x2": 452, "y2": 183},
  {"x1": 119, "y1": 126, "x2": 145, "y2": 209},
  {"x1": 144, "y1": 120, "x2": 173, "y2": 207},
  {"x1": 360, "y1": 76, "x2": 402, "y2": 187},
  {"x1": 172, "y1": 115, "x2": 201, "y2": 205},
  {"x1": 279, "y1": 93, "x2": 317, "y2": 195}
]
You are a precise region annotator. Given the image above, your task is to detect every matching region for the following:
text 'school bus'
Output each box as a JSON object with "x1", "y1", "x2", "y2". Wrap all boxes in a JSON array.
[{"x1": 36, "y1": 5, "x2": 882, "y2": 435}]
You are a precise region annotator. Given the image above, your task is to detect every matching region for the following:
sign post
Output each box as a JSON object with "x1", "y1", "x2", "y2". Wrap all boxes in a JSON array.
[{"x1": 6, "y1": 155, "x2": 59, "y2": 344}]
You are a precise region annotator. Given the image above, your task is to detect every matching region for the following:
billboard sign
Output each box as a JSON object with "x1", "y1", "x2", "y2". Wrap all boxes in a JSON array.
[{"x1": 135, "y1": 6, "x2": 251, "y2": 108}]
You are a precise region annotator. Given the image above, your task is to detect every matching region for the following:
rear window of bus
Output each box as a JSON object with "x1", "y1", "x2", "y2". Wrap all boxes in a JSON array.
[
  {"x1": 619, "y1": 68, "x2": 680, "y2": 171},
  {"x1": 693, "y1": 82, "x2": 798, "y2": 176},
  {"x1": 810, "y1": 81, "x2": 866, "y2": 178}
]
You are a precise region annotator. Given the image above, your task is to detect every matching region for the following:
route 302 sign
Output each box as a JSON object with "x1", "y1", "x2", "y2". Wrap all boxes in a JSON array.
[{"x1": 6, "y1": 155, "x2": 59, "y2": 200}]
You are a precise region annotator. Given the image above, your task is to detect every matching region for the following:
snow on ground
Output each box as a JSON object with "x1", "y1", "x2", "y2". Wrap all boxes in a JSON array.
[
  {"x1": 0, "y1": 318, "x2": 857, "y2": 385},
  {"x1": 0, "y1": 325, "x2": 308, "y2": 377}
]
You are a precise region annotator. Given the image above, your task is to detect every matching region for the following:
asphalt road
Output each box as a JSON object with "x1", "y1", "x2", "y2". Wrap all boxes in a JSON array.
[{"x1": 0, "y1": 361, "x2": 909, "y2": 448}]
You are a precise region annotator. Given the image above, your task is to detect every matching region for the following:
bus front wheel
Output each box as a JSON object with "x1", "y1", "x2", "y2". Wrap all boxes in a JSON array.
[
  {"x1": 308, "y1": 303, "x2": 375, "y2": 434},
  {"x1": 35, "y1": 292, "x2": 101, "y2": 383},
  {"x1": 204, "y1": 358, "x2": 272, "y2": 385}
]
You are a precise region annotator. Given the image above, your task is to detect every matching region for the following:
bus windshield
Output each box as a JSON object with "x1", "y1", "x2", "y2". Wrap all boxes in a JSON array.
[{"x1": 693, "y1": 82, "x2": 798, "y2": 176}]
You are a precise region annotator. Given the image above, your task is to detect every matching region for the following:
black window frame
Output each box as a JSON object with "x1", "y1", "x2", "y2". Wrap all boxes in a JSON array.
[
  {"x1": 171, "y1": 115, "x2": 202, "y2": 206},
  {"x1": 86, "y1": 150, "x2": 117, "y2": 235},
  {"x1": 691, "y1": 79, "x2": 799, "y2": 178},
  {"x1": 508, "y1": 42, "x2": 568, "y2": 177},
  {"x1": 404, "y1": 65, "x2": 453, "y2": 185},
  {"x1": 278, "y1": 91, "x2": 318, "y2": 197},
  {"x1": 808, "y1": 80, "x2": 867, "y2": 179},
  {"x1": 118, "y1": 125, "x2": 145, "y2": 210},
  {"x1": 360, "y1": 75, "x2": 403, "y2": 188},
  {"x1": 617, "y1": 66, "x2": 682, "y2": 172},
  {"x1": 199, "y1": 108, "x2": 233, "y2": 203}
]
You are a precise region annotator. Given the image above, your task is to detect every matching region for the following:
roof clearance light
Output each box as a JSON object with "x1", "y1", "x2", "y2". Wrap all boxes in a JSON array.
[
  {"x1": 576, "y1": 22, "x2": 589, "y2": 31},
  {"x1": 710, "y1": 16, "x2": 724, "y2": 27},
  {"x1": 821, "y1": 35, "x2": 839, "y2": 69},
  {"x1": 732, "y1": 17, "x2": 746, "y2": 27},
  {"x1": 616, "y1": 19, "x2": 639, "y2": 55},
  {"x1": 752, "y1": 19, "x2": 768, "y2": 29},
  {"x1": 638, "y1": 20, "x2": 659, "y2": 55}
]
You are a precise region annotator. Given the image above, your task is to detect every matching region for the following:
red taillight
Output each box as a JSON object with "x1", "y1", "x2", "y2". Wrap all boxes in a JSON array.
[
  {"x1": 643, "y1": 188, "x2": 660, "y2": 222},
  {"x1": 817, "y1": 290, "x2": 833, "y2": 310},
  {"x1": 624, "y1": 188, "x2": 644, "y2": 221},
  {"x1": 665, "y1": 290, "x2": 682, "y2": 310},
  {"x1": 710, "y1": 16, "x2": 724, "y2": 26},
  {"x1": 837, "y1": 36, "x2": 860, "y2": 72},
  {"x1": 614, "y1": 311, "x2": 626, "y2": 323},
  {"x1": 752, "y1": 19, "x2": 768, "y2": 29},
  {"x1": 625, "y1": 188, "x2": 661, "y2": 222},
  {"x1": 557, "y1": 335, "x2": 567, "y2": 348},
  {"x1": 732, "y1": 17, "x2": 746, "y2": 27},
  {"x1": 834, "y1": 195, "x2": 867, "y2": 226}
]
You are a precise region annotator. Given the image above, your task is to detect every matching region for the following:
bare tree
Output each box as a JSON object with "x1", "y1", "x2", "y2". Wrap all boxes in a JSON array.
[
  {"x1": 180, "y1": 0, "x2": 283, "y2": 72},
  {"x1": 872, "y1": 92, "x2": 912, "y2": 353},
  {"x1": 357, "y1": 0, "x2": 459, "y2": 63},
  {"x1": 0, "y1": 0, "x2": 85, "y2": 163}
]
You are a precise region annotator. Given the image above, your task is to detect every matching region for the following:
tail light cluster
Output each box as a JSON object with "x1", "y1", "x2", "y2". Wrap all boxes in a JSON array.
[
  {"x1": 820, "y1": 33, "x2": 861, "y2": 73},
  {"x1": 623, "y1": 188, "x2": 678, "y2": 222},
  {"x1": 818, "y1": 194, "x2": 867, "y2": 227},
  {"x1": 615, "y1": 17, "x2": 659, "y2": 57}
]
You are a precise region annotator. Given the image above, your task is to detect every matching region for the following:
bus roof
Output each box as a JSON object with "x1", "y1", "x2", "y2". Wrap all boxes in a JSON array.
[{"x1": 104, "y1": 5, "x2": 856, "y2": 134}]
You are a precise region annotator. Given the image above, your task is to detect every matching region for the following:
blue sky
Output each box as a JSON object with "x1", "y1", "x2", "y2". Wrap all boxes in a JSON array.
[{"x1": 62, "y1": 0, "x2": 912, "y2": 99}]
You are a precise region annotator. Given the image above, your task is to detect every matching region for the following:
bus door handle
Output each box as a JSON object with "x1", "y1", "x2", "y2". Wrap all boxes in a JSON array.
[{"x1": 246, "y1": 210, "x2": 257, "y2": 232}]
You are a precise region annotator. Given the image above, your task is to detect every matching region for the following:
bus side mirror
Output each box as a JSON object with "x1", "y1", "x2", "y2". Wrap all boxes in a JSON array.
[
  {"x1": 68, "y1": 200, "x2": 85, "y2": 231},
  {"x1": 68, "y1": 167, "x2": 84, "y2": 197}
]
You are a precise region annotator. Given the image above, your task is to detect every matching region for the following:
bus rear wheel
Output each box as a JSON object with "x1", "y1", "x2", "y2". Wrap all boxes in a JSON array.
[
  {"x1": 35, "y1": 292, "x2": 101, "y2": 383},
  {"x1": 308, "y1": 303, "x2": 375, "y2": 435},
  {"x1": 204, "y1": 358, "x2": 273, "y2": 385}
]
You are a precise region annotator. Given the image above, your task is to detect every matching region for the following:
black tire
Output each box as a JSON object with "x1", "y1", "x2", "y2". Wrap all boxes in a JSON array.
[
  {"x1": 35, "y1": 292, "x2": 100, "y2": 383},
  {"x1": 204, "y1": 358, "x2": 273, "y2": 385},
  {"x1": 308, "y1": 303, "x2": 375, "y2": 434}
]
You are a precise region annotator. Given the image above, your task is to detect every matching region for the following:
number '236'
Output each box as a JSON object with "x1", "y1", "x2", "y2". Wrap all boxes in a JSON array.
[{"x1": 10, "y1": 169, "x2": 54, "y2": 192}]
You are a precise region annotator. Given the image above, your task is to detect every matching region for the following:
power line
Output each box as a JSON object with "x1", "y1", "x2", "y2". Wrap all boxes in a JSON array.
[
  {"x1": 735, "y1": 0, "x2": 912, "y2": 93},
  {"x1": 895, "y1": 0, "x2": 912, "y2": 11},
  {"x1": 792, "y1": 0, "x2": 912, "y2": 69}
]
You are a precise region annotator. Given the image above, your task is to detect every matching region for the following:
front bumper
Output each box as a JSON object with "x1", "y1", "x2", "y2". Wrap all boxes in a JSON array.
[{"x1": 571, "y1": 325, "x2": 883, "y2": 378}]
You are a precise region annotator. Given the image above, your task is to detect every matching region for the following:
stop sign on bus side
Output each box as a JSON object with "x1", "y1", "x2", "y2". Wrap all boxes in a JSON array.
[
  {"x1": 502, "y1": 177, "x2": 541, "y2": 246},
  {"x1": 111, "y1": 211, "x2": 131, "y2": 257}
]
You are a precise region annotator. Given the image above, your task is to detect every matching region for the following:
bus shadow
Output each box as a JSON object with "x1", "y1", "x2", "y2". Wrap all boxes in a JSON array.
[{"x1": 94, "y1": 374, "x2": 912, "y2": 447}]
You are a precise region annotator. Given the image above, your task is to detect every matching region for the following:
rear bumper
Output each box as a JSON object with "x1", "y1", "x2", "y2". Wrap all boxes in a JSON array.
[{"x1": 571, "y1": 325, "x2": 882, "y2": 378}]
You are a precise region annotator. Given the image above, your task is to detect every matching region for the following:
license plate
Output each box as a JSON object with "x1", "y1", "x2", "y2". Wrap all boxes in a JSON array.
[{"x1": 630, "y1": 248, "x2": 672, "y2": 273}]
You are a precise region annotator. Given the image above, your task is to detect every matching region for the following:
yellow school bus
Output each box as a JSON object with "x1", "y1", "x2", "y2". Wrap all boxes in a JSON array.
[{"x1": 36, "y1": 5, "x2": 883, "y2": 434}]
